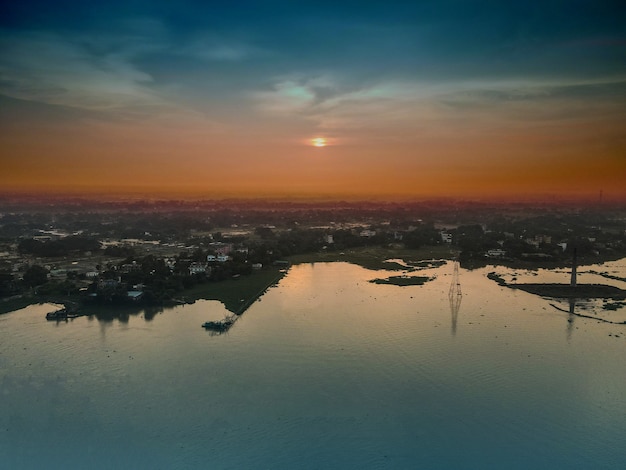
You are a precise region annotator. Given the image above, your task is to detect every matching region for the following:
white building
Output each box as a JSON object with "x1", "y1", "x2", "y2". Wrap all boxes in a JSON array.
[{"x1": 189, "y1": 262, "x2": 209, "y2": 275}]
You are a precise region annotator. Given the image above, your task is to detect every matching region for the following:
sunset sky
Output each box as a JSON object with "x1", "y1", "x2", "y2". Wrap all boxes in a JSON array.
[{"x1": 1, "y1": 1, "x2": 625, "y2": 200}]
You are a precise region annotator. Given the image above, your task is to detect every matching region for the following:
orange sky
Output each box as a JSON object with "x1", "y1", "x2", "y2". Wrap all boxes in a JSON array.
[
  {"x1": 2, "y1": 105, "x2": 624, "y2": 201},
  {"x1": 1, "y1": 2, "x2": 625, "y2": 201}
]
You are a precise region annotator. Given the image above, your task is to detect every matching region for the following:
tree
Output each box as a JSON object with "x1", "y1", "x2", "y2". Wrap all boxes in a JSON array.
[{"x1": 23, "y1": 265, "x2": 49, "y2": 287}]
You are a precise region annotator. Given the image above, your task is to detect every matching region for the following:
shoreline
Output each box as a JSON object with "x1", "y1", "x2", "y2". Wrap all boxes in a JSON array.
[{"x1": 3, "y1": 248, "x2": 626, "y2": 317}]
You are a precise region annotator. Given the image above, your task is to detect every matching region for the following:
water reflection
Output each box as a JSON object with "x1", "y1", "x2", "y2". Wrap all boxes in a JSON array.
[
  {"x1": 2, "y1": 261, "x2": 626, "y2": 469},
  {"x1": 567, "y1": 298, "x2": 576, "y2": 340},
  {"x1": 448, "y1": 260, "x2": 462, "y2": 335}
]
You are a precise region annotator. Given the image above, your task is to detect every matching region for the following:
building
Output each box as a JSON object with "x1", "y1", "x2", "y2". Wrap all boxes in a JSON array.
[
  {"x1": 210, "y1": 242, "x2": 234, "y2": 256},
  {"x1": 127, "y1": 290, "x2": 144, "y2": 302},
  {"x1": 189, "y1": 262, "x2": 209, "y2": 275}
]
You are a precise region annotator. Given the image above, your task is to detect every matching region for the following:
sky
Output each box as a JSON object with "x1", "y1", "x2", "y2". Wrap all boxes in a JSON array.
[{"x1": 1, "y1": 1, "x2": 625, "y2": 200}]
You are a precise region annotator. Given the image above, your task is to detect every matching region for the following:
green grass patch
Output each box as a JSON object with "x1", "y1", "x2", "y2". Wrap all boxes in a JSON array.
[
  {"x1": 602, "y1": 300, "x2": 626, "y2": 311},
  {"x1": 487, "y1": 272, "x2": 508, "y2": 286},
  {"x1": 181, "y1": 267, "x2": 286, "y2": 313},
  {"x1": 0, "y1": 295, "x2": 37, "y2": 314}
]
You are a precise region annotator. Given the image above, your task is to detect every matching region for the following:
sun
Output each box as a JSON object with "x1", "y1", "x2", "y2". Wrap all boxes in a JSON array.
[{"x1": 311, "y1": 137, "x2": 327, "y2": 147}]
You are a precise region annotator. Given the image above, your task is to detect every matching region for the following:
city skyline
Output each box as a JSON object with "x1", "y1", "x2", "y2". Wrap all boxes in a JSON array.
[{"x1": 1, "y1": 1, "x2": 625, "y2": 200}]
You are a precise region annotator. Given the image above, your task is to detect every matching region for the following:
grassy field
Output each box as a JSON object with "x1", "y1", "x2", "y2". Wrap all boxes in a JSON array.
[
  {"x1": 0, "y1": 295, "x2": 38, "y2": 315},
  {"x1": 289, "y1": 245, "x2": 457, "y2": 271},
  {"x1": 181, "y1": 267, "x2": 286, "y2": 313}
]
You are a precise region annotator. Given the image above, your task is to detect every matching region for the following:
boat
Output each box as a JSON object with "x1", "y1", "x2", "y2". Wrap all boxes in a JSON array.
[
  {"x1": 201, "y1": 320, "x2": 233, "y2": 332},
  {"x1": 46, "y1": 305, "x2": 81, "y2": 320}
]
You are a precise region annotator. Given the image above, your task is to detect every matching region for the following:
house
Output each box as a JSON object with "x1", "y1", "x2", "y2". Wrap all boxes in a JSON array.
[
  {"x1": 440, "y1": 232, "x2": 452, "y2": 244},
  {"x1": 217, "y1": 255, "x2": 229, "y2": 263},
  {"x1": 127, "y1": 290, "x2": 144, "y2": 302},
  {"x1": 189, "y1": 262, "x2": 209, "y2": 275},
  {"x1": 252, "y1": 263, "x2": 263, "y2": 270},
  {"x1": 486, "y1": 249, "x2": 506, "y2": 258},
  {"x1": 211, "y1": 242, "x2": 234, "y2": 256},
  {"x1": 360, "y1": 229, "x2": 376, "y2": 238}
]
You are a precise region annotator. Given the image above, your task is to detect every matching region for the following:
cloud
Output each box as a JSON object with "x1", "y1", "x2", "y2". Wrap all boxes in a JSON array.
[
  {"x1": 252, "y1": 78, "x2": 322, "y2": 114},
  {"x1": 0, "y1": 29, "x2": 164, "y2": 115}
]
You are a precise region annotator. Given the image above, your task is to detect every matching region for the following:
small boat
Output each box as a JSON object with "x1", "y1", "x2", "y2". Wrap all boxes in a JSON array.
[
  {"x1": 46, "y1": 306, "x2": 81, "y2": 320},
  {"x1": 46, "y1": 308, "x2": 69, "y2": 320},
  {"x1": 202, "y1": 320, "x2": 233, "y2": 332}
]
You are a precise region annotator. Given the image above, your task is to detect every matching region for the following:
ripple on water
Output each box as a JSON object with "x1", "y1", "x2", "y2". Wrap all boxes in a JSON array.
[{"x1": 1, "y1": 261, "x2": 626, "y2": 469}]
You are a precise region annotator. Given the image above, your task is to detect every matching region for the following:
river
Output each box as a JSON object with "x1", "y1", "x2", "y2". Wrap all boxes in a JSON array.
[{"x1": 1, "y1": 260, "x2": 625, "y2": 469}]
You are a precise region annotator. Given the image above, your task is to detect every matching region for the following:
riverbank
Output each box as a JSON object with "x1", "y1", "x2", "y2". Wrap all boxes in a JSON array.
[
  {"x1": 0, "y1": 266, "x2": 287, "y2": 317},
  {"x1": 463, "y1": 251, "x2": 626, "y2": 271},
  {"x1": 509, "y1": 283, "x2": 626, "y2": 300},
  {"x1": 0, "y1": 294, "x2": 37, "y2": 315}
]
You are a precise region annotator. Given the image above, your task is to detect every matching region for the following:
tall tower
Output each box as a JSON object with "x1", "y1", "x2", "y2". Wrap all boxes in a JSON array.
[{"x1": 570, "y1": 247, "x2": 577, "y2": 287}]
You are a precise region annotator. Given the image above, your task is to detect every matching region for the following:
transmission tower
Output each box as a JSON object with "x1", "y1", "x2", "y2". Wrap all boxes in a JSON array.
[{"x1": 448, "y1": 259, "x2": 462, "y2": 335}]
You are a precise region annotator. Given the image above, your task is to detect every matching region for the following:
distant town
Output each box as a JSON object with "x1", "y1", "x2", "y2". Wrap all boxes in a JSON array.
[{"x1": 1, "y1": 196, "x2": 625, "y2": 313}]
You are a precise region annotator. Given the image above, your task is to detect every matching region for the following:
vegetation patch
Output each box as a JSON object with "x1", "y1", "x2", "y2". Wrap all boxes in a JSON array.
[
  {"x1": 603, "y1": 300, "x2": 626, "y2": 311},
  {"x1": 369, "y1": 275, "x2": 433, "y2": 286},
  {"x1": 510, "y1": 283, "x2": 626, "y2": 300},
  {"x1": 289, "y1": 245, "x2": 456, "y2": 271},
  {"x1": 0, "y1": 295, "x2": 37, "y2": 315},
  {"x1": 181, "y1": 267, "x2": 285, "y2": 313},
  {"x1": 487, "y1": 272, "x2": 508, "y2": 286}
]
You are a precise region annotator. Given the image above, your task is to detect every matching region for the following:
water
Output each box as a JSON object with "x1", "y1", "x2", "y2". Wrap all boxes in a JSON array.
[{"x1": 1, "y1": 261, "x2": 625, "y2": 469}]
